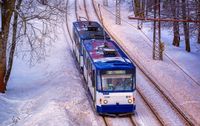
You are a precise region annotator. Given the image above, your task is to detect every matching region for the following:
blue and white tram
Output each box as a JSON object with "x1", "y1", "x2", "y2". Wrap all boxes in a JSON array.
[
  {"x1": 72, "y1": 21, "x2": 110, "y2": 70},
  {"x1": 82, "y1": 39, "x2": 136, "y2": 115}
]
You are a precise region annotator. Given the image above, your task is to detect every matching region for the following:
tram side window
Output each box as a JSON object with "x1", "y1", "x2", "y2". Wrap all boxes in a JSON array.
[
  {"x1": 74, "y1": 32, "x2": 77, "y2": 43},
  {"x1": 87, "y1": 61, "x2": 93, "y2": 85},
  {"x1": 86, "y1": 58, "x2": 90, "y2": 69},
  {"x1": 74, "y1": 33, "x2": 80, "y2": 47},
  {"x1": 80, "y1": 41, "x2": 83, "y2": 54},
  {"x1": 91, "y1": 70, "x2": 95, "y2": 87},
  {"x1": 77, "y1": 40, "x2": 81, "y2": 51},
  {"x1": 73, "y1": 28, "x2": 75, "y2": 41},
  {"x1": 87, "y1": 59, "x2": 95, "y2": 88},
  {"x1": 83, "y1": 49, "x2": 86, "y2": 65},
  {"x1": 97, "y1": 72, "x2": 101, "y2": 90}
]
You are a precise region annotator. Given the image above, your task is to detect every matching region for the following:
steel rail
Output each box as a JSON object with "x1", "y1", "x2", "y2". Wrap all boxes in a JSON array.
[
  {"x1": 83, "y1": 0, "x2": 90, "y2": 20},
  {"x1": 129, "y1": 116, "x2": 137, "y2": 126},
  {"x1": 75, "y1": 0, "x2": 79, "y2": 21},
  {"x1": 102, "y1": 116, "x2": 109, "y2": 126}
]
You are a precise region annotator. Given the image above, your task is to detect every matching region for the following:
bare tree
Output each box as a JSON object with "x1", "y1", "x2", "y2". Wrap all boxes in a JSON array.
[
  {"x1": 0, "y1": 0, "x2": 66, "y2": 93},
  {"x1": 171, "y1": 0, "x2": 180, "y2": 47},
  {"x1": 133, "y1": 0, "x2": 140, "y2": 17},
  {"x1": 17, "y1": 0, "x2": 66, "y2": 60},
  {"x1": 181, "y1": 0, "x2": 190, "y2": 52}
]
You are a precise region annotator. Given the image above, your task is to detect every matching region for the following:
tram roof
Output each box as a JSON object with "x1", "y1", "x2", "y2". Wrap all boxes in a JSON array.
[
  {"x1": 83, "y1": 39, "x2": 135, "y2": 70},
  {"x1": 73, "y1": 21, "x2": 110, "y2": 40}
]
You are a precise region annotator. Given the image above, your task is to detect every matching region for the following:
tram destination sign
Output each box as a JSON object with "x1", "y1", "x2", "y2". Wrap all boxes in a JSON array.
[{"x1": 106, "y1": 70, "x2": 126, "y2": 75}]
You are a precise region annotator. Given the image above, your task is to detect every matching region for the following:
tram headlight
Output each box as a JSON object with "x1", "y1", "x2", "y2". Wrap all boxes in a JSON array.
[
  {"x1": 103, "y1": 100, "x2": 108, "y2": 104},
  {"x1": 128, "y1": 99, "x2": 132, "y2": 103}
]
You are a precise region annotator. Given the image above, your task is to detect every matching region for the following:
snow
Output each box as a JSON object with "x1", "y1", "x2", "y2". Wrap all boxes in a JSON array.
[
  {"x1": 0, "y1": 0, "x2": 200, "y2": 126},
  {"x1": 132, "y1": 93, "x2": 161, "y2": 126},
  {"x1": 105, "y1": 117, "x2": 133, "y2": 126},
  {"x1": 137, "y1": 68, "x2": 189, "y2": 125}
]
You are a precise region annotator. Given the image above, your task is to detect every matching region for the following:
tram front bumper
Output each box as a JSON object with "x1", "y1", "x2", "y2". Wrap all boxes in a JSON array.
[{"x1": 96, "y1": 104, "x2": 135, "y2": 114}]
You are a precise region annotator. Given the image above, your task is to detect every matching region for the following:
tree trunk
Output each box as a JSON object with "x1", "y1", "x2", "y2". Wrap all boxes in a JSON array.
[
  {"x1": 0, "y1": 0, "x2": 16, "y2": 93},
  {"x1": 141, "y1": 0, "x2": 145, "y2": 18},
  {"x1": 41, "y1": 0, "x2": 48, "y2": 5},
  {"x1": 171, "y1": 0, "x2": 180, "y2": 47},
  {"x1": 181, "y1": 0, "x2": 190, "y2": 52},
  {"x1": 5, "y1": 0, "x2": 22, "y2": 84},
  {"x1": 134, "y1": 0, "x2": 140, "y2": 17},
  {"x1": 145, "y1": 0, "x2": 148, "y2": 18}
]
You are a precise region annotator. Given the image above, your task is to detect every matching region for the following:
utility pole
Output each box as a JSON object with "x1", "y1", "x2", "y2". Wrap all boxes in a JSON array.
[
  {"x1": 153, "y1": 0, "x2": 163, "y2": 60},
  {"x1": 116, "y1": 0, "x2": 121, "y2": 25},
  {"x1": 103, "y1": 0, "x2": 108, "y2": 6}
]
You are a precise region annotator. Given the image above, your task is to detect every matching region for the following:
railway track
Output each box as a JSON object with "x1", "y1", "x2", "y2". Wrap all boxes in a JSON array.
[
  {"x1": 68, "y1": 0, "x2": 175, "y2": 125},
  {"x1": 74, "y1": 0, "x2": 163, "y2": 126},
  {"x1": 66, "y1": 0, "x2": 195, "y2": 125},
  {"x1": 91, "y1": 0, "x2": 194, "y2": 126},
  {"x1": 66, "y1": 0, "x2": 138, "y2": 126},
  {"x1": 66, "y1": 0, "x2": 135, "y2": 126},
  {"x1": 76, "y1": 0, "x2": 89, "y2": 21},
  {"x1": 76, "y1": 0, "x2": 136, "y2": 126}
]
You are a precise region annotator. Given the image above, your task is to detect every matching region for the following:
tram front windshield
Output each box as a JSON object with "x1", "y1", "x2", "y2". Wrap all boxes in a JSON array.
[{"x1": 101, "y1": 70, "x2": 133, "y2": 92}]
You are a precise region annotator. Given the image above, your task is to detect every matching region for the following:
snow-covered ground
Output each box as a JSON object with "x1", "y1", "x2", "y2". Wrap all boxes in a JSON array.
[{"x1": 0, "y1": 0, "x2": 200, "y2": 126}]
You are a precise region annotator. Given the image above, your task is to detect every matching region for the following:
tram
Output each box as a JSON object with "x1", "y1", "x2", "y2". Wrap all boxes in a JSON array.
[{"x1": 72, "y1": 21, "x2": 136, "y2": 115}]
